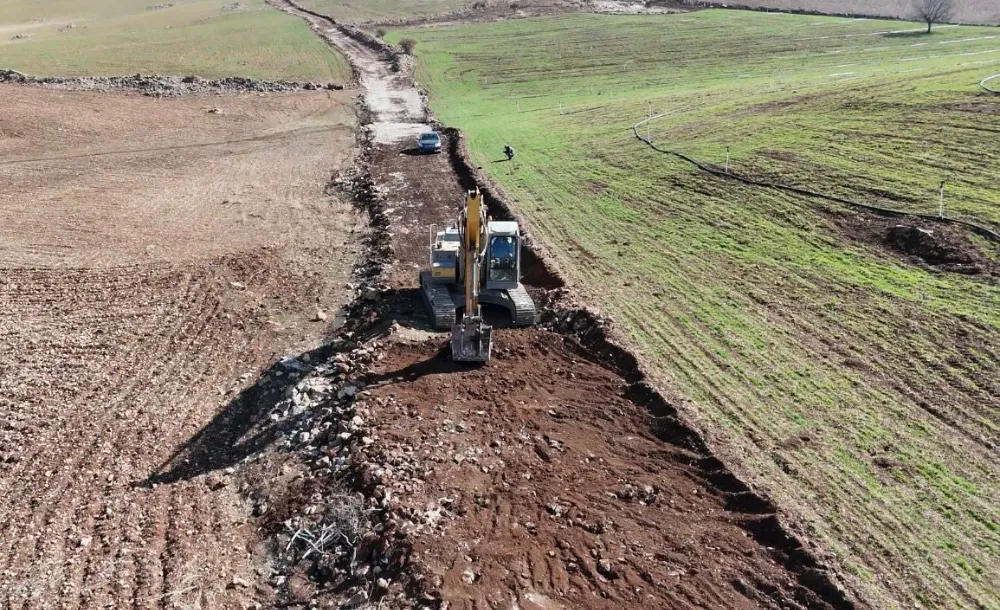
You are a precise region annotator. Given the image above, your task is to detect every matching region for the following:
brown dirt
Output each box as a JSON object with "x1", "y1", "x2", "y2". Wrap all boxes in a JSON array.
[
  {"x1": 825, "y1": 207, "x2": 1000, "y2": 281},
  {"x1": 361, "y1": 330, "x2": 842, "y2": 610},
  {"x1": 0, "y1": 85, "x2": 362, "y2": 607},
  {"x1": 371, "y1": 140, "x2": 465, "y2": 289},
  {"x1": 0, "y1": 85, "x2": 358, "y2": 268}
]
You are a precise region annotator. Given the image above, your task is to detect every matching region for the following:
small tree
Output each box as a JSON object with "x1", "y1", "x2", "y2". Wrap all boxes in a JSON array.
[
  {"x1": 915, "y1": 0, "x2": 952, "y2": 33},
  {"x1": 375, "y1": 27, "x2": 387, "y2": 38},
  {"x1": 399, "y1": 38, "x2": 418, "y2": 55}
]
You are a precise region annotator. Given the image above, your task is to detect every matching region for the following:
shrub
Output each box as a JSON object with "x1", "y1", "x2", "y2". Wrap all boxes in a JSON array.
[
  {"x1": 399, "y1": 38, "x2": 418, "y2": 55},
  {"x1": 376, "y1": 27, "x2": 387, "y2": 38}
]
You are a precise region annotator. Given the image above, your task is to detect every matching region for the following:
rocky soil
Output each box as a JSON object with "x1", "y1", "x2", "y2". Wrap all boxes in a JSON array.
[
  {"x1": 0, "y1": 69, "x2": 345, "y2": 96},
  {"x1": 0, "y1": 85, "x2": 362, "y2": 608}
]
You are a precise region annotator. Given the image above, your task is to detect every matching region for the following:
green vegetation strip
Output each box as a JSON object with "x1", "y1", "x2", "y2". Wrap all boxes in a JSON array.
[
  {"x1": 391, "y1": 11, "x2": 1000, "y2": 610},
  {"x1": 0, "y1": 0, "x2": 350, "y2": 81}
]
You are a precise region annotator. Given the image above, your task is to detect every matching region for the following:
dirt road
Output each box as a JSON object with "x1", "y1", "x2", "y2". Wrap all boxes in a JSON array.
[
  {"x1": 270, "y1": 3, "x2": 855, "y2": 609},
  {"x1": 0, "y1": 86, "x2": 362, "y2": 608}
]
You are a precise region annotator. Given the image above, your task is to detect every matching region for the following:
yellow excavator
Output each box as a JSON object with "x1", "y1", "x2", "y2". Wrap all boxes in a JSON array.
[{"x1": 419, "y1": 187, "x2": 536, "y2": 362}]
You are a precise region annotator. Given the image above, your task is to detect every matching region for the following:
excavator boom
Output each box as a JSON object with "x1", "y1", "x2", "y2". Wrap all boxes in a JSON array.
[{"x1": 450, "y1": 189, "x2": 493, "y2": 362}]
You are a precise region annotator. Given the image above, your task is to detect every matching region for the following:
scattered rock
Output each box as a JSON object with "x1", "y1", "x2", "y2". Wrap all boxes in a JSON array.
[
  {"x1": 0, "y1": 69, "x2": 346, "y2": 97},
  {"x1": 597, "y1": 558, "x2": 618, "y2": 579},
  {"x1": 228, "y1": 575, "x2": 251, "y2": 589},
  {"x1": 206, "y1": 474, "x2": 228, "y2": 491},
  {"x1": 286, "y1": 573, "x2": 315, "y2": 603},
  {"x1": 343, "y1": 590, "x2": 369, "y2": 608}
]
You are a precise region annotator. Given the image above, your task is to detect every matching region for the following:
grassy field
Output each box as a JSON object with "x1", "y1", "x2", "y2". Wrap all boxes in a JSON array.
[
  {"x1": 389, "y1": 12, "x2": 1000, "y2": 610},
  {"x1": 298, "y1": 0, "x2": 469, "y2": 24},
  {"x1": 0, "y1": 0, "x2": 350, "y2": 80},
  {"x1": 698, "y1": 0, "x2": 1000, "y2": 26}
]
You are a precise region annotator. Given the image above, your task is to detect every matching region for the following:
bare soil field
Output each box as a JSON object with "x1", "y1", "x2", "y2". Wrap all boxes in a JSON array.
[{"x1": 0, "y1": 86, "x2": 362, "y2": 607}]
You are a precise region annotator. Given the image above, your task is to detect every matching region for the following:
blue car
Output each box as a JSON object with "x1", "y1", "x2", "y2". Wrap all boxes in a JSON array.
[{"x1": 417, "y1": 131, "x2": 442, "y2": 153}]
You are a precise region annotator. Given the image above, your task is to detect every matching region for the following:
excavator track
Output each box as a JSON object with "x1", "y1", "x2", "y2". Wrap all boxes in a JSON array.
[
  {"x1": 479, "y1": 284, "x2": 536, "y2": 327},
  {"x1": 420, "y1": 271, "x2": 457, "y2": 330},
  {"x1": 508, "y1": 283, "x2": 536, "y2": 326}
]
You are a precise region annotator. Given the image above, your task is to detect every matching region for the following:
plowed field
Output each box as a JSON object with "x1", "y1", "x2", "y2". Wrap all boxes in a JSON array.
[{"x1": 0, "y1": 86, "x2": 361, "y2": 608}]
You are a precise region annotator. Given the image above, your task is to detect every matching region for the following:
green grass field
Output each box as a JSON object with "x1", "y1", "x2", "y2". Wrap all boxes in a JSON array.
[
  {"x1": 0, "y1": 0, "x2": 350, "y2": 80},
  {"x1": 389, "y1": 12, "x2": 1000, "y2": 610},
  {"x1": 298, "y1": 0, "x2": 469, "y2": 24}
]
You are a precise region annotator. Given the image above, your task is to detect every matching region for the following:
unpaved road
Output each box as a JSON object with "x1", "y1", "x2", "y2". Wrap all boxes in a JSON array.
[
  {"x1": 272, "y1": 3, "x2": 854, "y2": 609},
  {"x1": 270, "y1": 0, "x2": 465, "y2": 289},
  {"x1": 272, "y1": 0, "x2": 429, "y2": 145},
  {"x1": 0, "y1": 86, "x2": 362, "y2": 608}
]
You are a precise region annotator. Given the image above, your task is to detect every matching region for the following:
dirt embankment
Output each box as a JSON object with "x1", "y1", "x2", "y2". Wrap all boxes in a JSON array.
[
  {"x1": 0, "y1": 68, "x2": 344, "y2": 96},
  {"x1": 258, "y1": 2, "x2": 861, "y2": 609}
]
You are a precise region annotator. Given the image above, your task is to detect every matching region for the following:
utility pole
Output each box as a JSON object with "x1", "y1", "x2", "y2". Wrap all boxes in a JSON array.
[{"x1": 938, "y1": 181, "x2": 946, "y2": 218}]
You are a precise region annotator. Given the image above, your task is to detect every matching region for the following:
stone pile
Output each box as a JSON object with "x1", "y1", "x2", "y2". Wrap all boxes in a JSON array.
[{"x1": 0, "y1": 69, "x2": 345, "y2": 96}]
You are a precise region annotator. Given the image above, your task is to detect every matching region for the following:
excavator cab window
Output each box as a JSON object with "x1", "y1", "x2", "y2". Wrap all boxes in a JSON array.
[{"x1": 488, "y1": 235, "x2": 517, "y2": 283}]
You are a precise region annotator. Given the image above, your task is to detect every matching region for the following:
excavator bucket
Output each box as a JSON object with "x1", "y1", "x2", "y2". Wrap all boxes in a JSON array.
[{"x1": 450, "y1": 316, "x2": 493, "y2": 363}]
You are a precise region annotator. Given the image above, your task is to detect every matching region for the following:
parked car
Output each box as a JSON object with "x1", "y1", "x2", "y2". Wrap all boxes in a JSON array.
[{"x1": 417, "y1": 131, "x2": 442, "y2": 153}]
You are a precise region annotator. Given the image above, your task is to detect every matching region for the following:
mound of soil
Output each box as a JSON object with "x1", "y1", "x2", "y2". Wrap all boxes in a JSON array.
[
  {"x1": 828, "y1": 209, "x2": 999, "y2": 279},
  {"x1": 0, "y1": 68, "x2": 344, "y2": 96},
  {"x1": 882, "y1": 223, "x2": 999, "y2": 276},
  {"x1": 884, "y1": 225, "x2": 972, "y2": 266}
]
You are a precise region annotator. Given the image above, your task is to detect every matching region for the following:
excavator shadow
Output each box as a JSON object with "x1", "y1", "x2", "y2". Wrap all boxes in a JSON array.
[
  {"x1": 136, "y1": 340, "x2": 341, "y2": 488},
  {"x1": 363, "y1": 346, "x2": 479, "y2": 389},
  {"x1": 353, "y1": 288, "x2": 522, "y2": 345}
]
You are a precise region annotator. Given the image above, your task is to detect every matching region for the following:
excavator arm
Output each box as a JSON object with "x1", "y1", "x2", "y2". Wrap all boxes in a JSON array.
[{"x1": 451, "y1": 189, "x2": 493, "y2": 362}]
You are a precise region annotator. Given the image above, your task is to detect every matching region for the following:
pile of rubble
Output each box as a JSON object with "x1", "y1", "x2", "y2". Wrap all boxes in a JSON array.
[
  {"x1": 260, "y1": 337, "x2": 408, "y2": 607},
  {"x1": 0, "y1": 69, "x2": 345, "y2": 96}
]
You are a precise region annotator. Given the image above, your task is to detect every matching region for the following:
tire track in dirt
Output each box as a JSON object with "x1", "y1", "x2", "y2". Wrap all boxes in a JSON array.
[
  {"x1": 2, "y1": 271, "x2": 219, "y2": 607},
  {"x1": 0, "y1": 86, "x2": 362, "y2": 607}
]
